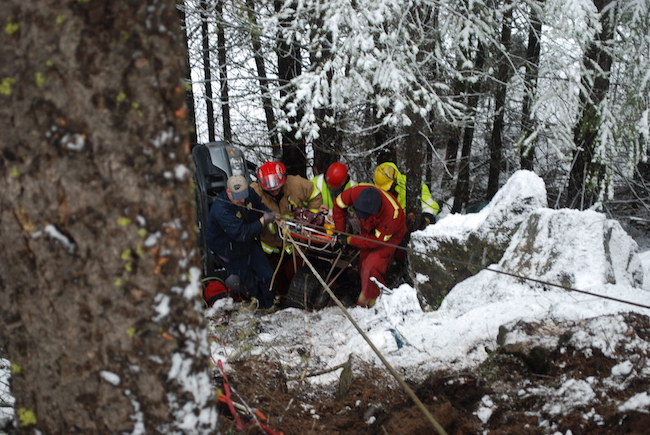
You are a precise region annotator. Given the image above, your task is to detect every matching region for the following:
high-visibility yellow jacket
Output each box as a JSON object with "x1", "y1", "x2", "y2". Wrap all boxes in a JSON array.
[
  {"x1": 374, "y1": 162, "x2": 440, "y2": 216},
  {"x1": 310, "y1": 174, "x2": 358, "y2": 209}
]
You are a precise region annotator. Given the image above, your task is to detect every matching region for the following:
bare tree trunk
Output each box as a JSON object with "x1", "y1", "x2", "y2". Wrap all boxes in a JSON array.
[
  {"x1": 216, "y1": 0, "x2": 232, "y2": 141},
  {"x1": 452, "y1": 42, "x2": 486, "y2": 214},
  {"x1": 0, "y1": 1, "x2": 215, "y2": 432},
  {"x1": 402, "y1": 109, "x2": 426, "y2": 231},
  {"x1": 566, "y1": 0, "x2": 615, "y2": 208},
  {"x1": 443, "y1": 57, "x2": 468, "y2": 196},
  {"x1": 310, "y1": 26, "x2": 338, "y2": 176},
  {"x1": 201, "y1": 0, "x2": 216, "y2": 142},
  {"x1": 275, "y1": 0, "x2": 305, "y2": 176},
  {"x1": 519, "y1": 0, "x2": 543, "y2": 171},
  {"x1": 442, "y1": 125, "x2": 461, "y2": 191},
  {"x1": 247, "y1": 0, "x2": 278, "y2": 150},
  {"x1": 452, "y1": 124, "x2": 475, "y2": 214},
  {"x1": 486, "y1": 1, "x2": 513, "y2": 200}
]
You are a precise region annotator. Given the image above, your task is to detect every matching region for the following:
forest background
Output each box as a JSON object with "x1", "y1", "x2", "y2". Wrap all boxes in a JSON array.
[
  {"x1": 181, "y1": 0, "x2": 650, "y2": 220},
  {"x1": 1, "y1": 0, "x2": 650, "y2": 433}
]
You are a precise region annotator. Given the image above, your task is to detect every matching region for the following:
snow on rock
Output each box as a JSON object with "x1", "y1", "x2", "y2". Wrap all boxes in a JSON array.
[
  {"x1": 409, "y1": 170, "x2": 548, "y2": 309},
  {"x1": 501, "y1": 208, "x2": 644, "y2": 290},
  {"x1": 411, "y1": 169, "x2": 644, "y2": 313}
]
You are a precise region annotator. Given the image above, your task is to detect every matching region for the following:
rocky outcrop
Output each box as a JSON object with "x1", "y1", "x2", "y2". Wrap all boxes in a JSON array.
[
  {"x1": 408, "y1": 170, "x2": 548, "y2": 310},
  {"x1": 495, "y1": 207, "x2": 644, "y2": 289},
  {"x1": 409, "y1": 170, "x2": 645, "y2": 311}
]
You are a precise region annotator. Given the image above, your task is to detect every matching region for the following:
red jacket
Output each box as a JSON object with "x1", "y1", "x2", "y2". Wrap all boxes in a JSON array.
[{"x1": 333, "y1": 185, "x2": 406, "y2": 249}]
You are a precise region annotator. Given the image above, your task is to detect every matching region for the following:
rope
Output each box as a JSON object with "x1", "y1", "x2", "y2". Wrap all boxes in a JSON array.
[
  {"x1": 289, "y1": 235, "x2": 448, "y2": 435},
  {"x1": 268, "y1": 226, "x2": 289, "y2": 293},
  {"x1": 217, "y1": 360, "x2": 283, "y2": 435},
  {"x1": 208, "y1": 195, "x2": 650, "y2": 311}
]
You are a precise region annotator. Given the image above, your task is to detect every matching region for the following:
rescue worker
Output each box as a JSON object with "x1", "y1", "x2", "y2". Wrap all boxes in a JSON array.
[
  {"x1": 251, "y1": 161, "x2": 325, "y2": 293},
  {"x1": 373, "y1": 162, "x2": 440, "y2": 226},
  {"x1": 332, "y1": 185, "x2": 406, "y2": 308},
  {"x1": 205, "y1": 175, "x2": 277, "y2": 309},
  {"x1": 311, "y1": 162, "x2": 358, "y2": 210}
]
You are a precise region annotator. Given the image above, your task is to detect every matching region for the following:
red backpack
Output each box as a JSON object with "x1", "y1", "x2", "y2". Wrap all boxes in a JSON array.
[{"x1": 203, "y1": 278, "x2": 244, "y2": 307}]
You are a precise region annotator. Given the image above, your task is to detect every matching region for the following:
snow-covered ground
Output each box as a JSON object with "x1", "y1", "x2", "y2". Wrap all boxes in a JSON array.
[
  {"x1": 0, "y1": 360, "x2": 10, "y2": 423},
  {"x1": 208, "y1": 246, "x2": 650, "y2": 384}
]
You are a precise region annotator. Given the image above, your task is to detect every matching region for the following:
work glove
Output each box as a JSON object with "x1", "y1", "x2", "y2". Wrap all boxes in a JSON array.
[
  {"x1": 336, "y1": 234, "x2": 351, "y2": 246},
  {"x1": 423, "y1": 212, "x2": 436, "y2": 226},
  {"x1": 262, "y1": 212, "x2": 275, "y2": 225}
]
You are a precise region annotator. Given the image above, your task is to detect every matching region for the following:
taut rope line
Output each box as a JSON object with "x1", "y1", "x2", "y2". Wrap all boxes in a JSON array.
[{"x1": 207, "y1": 196, "x2": 650, "y2": 311}]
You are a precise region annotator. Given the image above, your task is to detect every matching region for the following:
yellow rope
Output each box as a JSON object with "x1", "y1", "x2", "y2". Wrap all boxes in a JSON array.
[
  {"x1": 268, "y1": 221, "x2": 288, "y2": 293},
  {"x1": 289, "y1": 234, "x2": 448, "y2": 435}
]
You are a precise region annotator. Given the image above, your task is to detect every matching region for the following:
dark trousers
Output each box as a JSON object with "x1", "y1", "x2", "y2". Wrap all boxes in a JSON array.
[{"x1": 223, "y1": 245, "x2": 276, "y2": 308}]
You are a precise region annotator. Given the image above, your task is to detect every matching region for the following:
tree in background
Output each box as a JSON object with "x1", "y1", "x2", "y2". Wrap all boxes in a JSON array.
[
  {"x1": 486, "y1": 0, "x2": 514, "y2": 200},
  {"x1": 518, "y1": 0, "x2": 544, "y2": 171},
  {"x1": 287, "y1": 0, "x2": 464, "y2": 215},
  {"x1": 0, "y1": 1, "x2": 215, "y2": 432},
  {"x1": 306, "y1": 2, "x2": 339, "y2": 176},
  {"x1": 566, "y1": 0, "x2": 616, "y2": 209},
  {"x1": 201, "y1": 0, "x2": 217, "y2": 142},
  {"x1": 245, "y1": 0, "x2": 279, "y2": 151},
  {"x1": 446, "y1": 0, "x2": 492, "y2": 213},
  {"x1": 275, "y1": 0, "x2": 306, "y2": 176},
  {"x1": 216, "y1": 0, "x2": 233, "y2": 142},
  {"x1": 178, "y1": 4, "x2": 199, "y2": 145}
]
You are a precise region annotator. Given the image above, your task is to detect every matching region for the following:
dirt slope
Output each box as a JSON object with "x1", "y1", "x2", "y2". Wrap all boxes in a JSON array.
[{"x1": 213, "y1": 312, "x2": 650, "y2": 435}]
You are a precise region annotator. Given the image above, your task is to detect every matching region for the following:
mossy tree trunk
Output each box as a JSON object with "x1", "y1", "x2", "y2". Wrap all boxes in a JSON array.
[{"x1": 0, "y1": 1, "x2": 215, "y2": 432}]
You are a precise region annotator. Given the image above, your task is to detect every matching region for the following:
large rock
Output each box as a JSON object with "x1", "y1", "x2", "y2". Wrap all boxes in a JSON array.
[
  {"x1": 497, "y1": 208, "x2": 644, "y2": 290},
  {"x1": 408, "y1": 170, "x2": 548, "y2": 310}
]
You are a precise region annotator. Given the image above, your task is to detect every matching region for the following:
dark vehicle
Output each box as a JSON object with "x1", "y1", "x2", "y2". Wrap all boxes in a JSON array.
[{"x1": 192, "y1": 141, "x2": 256, "y2": 279}]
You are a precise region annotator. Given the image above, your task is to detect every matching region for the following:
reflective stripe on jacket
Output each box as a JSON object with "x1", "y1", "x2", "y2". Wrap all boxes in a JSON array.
[
  {"x1": 311, "y1": 174, "x2": 358, "y2": 209},
  {"x1": 251, "y1": 174, "x2": 323, "y2": 250},
  {"x1": 333, "y1": 185, "x2": 406, "y2": 249},
  {"x1": 376, "y1": 162, "x2": 440, "y2": 216}
]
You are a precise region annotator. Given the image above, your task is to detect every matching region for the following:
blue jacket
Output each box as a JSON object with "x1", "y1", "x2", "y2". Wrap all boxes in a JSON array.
[{"x1": 205, "y1": 188, "x2": 270, "y2": 260}]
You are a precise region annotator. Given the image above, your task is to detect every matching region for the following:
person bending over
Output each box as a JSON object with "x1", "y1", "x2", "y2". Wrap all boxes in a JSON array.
[
  {"x1": 332, "y1": 185, "x2": 406, "y2": 308},
  {"x1": 206, "y1": 175, "x2": 276, "y2": 309}
]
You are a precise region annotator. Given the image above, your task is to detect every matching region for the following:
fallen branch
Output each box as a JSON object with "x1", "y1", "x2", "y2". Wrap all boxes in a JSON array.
[{"x1": 287, "y1": 362, "x2": 347, "y2": 381}]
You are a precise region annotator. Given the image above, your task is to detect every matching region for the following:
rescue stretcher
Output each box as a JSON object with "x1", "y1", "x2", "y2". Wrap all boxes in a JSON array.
[{"x1": 277, "y1": 213, "x2": 361, "y2": 310}]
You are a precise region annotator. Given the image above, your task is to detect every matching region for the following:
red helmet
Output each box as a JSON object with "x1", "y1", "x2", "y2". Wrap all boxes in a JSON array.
[
  {"x1": 325, "y1": 162, "x2": 348, "y2": 189},
  {"x1": 257, "y1": 162, "x2": 286, "y2": 191}
]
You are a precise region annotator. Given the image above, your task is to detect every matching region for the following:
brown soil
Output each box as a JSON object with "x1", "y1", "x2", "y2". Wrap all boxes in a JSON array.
[{"x1": 213, "y1": 312, "x2": 650, "y2": 435}]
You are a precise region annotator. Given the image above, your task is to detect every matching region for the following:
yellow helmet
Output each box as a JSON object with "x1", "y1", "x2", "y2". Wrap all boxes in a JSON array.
[{"x1": 374, "y1": 162, "x2": 398, "y2": 191}]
